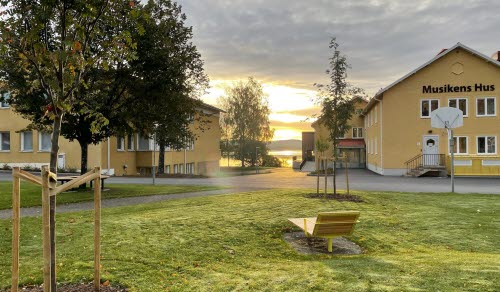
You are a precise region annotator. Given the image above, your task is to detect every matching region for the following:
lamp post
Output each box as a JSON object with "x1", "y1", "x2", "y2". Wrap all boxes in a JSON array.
[{"x1": 255, "y1": 146, "x2": 260, "y2": 174}]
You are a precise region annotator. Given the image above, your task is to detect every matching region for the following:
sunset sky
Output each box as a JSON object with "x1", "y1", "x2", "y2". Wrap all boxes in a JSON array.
[{"x1": 174, "y1": 0, "x2": 500, "y2": 141}]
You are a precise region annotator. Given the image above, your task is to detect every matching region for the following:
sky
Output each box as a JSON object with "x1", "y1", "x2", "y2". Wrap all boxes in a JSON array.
[{"x1": 172, "y1": 0, "x2": 500, "y2": 141}]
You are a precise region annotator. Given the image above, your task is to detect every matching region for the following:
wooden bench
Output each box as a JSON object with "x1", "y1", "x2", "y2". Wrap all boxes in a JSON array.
[
  {"x1": 288, "y1": 211, "x2": 360, "y2": 252},
  {"x1": 57, "y1": 175, "x2": 110, "y2": 190}
]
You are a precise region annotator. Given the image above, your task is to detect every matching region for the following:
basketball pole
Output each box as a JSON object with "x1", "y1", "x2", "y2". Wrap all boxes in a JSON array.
[{"x1": 448, "y1": 128, "x2": 455, "y2": 193}]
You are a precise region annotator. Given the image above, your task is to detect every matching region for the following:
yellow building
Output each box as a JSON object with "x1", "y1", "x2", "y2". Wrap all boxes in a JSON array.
[
  {"x1": 311, "y1": 97, "x2": 367, "y2": 169},
  {"x1": 0, "y1": 99, "x2": 222, "y2": 176},
  {"x1": 312, "y1": 43, "x2": 500, "y2": 176}
]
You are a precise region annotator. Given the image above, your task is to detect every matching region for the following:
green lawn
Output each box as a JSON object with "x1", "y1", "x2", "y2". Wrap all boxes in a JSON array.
[
  {"x1": 0, "y1": 190, "x2": 499, "y2": 291},
  {"x1": 0, "y1": 182, "x2": 222, "y2": 210}
]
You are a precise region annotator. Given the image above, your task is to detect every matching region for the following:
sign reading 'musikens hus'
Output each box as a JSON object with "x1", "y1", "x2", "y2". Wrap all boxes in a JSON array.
[{"x1": 423, "y1": 83, "x2": 495, "y2": 94}]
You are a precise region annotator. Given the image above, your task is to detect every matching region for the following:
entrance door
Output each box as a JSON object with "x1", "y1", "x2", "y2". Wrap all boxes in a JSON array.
[
  {"x1": 57, "y1": 153, "x2": 65, "y2": 170},
  {"x1": 422, "y1": 136, "x2": 439, "y2": 166}
]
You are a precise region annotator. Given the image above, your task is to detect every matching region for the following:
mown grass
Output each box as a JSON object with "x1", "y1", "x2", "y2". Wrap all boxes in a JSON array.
[
  {"x1": 0, "y1": 190, "x2": 499, "y2": 291},
  {"x1": 0, "y1": 182, "x2": 222, "y2": 210}
]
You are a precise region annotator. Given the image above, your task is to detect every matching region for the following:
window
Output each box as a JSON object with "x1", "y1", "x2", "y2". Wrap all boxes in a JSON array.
[
  {"x1": 117, "y1": 136, "x2": 125, "y2": 151},
  {"x1": 138, "y1": 135, "x2": 150, "y2": 150},
  {"x1": 0, "y1": 92, "x2": 10, "y2": 108},
  {"x1": 421, "y1": 99, "x2": 439, "y2": 117},
  {"x1": 186, "y1": 163, "x2": 195, "y2": 174},
  {"x1": 21, "y1": 131, "x2": 33, "y2": 151},
  {"x1": 127, "y1": 134, "x2": 135, "y2": 150},
  {"x1": 165, "y1": 165, "x2": 170, "y2": 174},
  {"x1": 39, "y1": 132, "x2": 51, "y2": 152},
  {"x1": 0, "y1": 132, "x2": 10, "y2": 151},
  {"x1": 476, "y1": 97, "x2": 496, "y2": 116},
  {"x1": 450, "y1": 136, "x2": 468, "y2": 154},
  {"x1": 375, "y1": 137, "x2": 378, "y2": 154},
  {"x1": 352, "y1": 128, "x2": 363, "y2": 139},
  {"x1": 337, "y1": 132, "x2": 345, "y2": 139},
  {"x1": 477, "y1": 136, "x2": 496, "y2": 154},
  {"x1": 185, "y1": 138, "x2": 195, "y2": 151},
  {"x1": 448, "y1": 98, "x2": 468, "y2": 117},
  {"x1": 173, "y1": 164, "x2": 178, "y2": 174}
]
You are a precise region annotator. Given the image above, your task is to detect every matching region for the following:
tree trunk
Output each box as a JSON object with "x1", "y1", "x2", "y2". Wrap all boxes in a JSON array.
[
  {"x1": 324, "y1": 159, "x2": 327, "y2": 197},
  {"x1": 316, "y1": 159, "x2": 319, "y2": 195},
  {"x1": 79, "y1": 142, "x2": 89, "y2": 189},
  {"x1": 49, "y1": 113, "x2": 63, "y2": 291},
  {"x1": 158, "y1": 142, "x2": 165, "y2": 174},
  {"x1": 333, "y1": 161, "x2": 337, "y2": 195}
]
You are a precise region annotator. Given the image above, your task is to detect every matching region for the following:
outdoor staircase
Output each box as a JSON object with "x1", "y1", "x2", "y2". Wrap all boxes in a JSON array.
[
  {"x1": 405, "y1": 154, "x2": 447, "y2": 177},
  {"x1": 300, "y1": 161, "x2": 316, "y2": 172}
]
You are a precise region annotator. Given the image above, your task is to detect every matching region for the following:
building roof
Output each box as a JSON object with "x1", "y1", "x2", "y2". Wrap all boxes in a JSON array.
[
  {"x1": 363, "y1": 43, "x2": 500, "y2": 114},
  {"x1": 338, "y1": 139, "x2": 365, "y2": 149},
  {"x1": 200, "y1": 102, "x2": 225, "y2": 113}
]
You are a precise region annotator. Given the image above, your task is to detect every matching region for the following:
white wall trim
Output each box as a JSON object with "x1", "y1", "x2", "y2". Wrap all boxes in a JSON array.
[{"x1": 482, "y1": 159, "x2": 500, "y2": 166}]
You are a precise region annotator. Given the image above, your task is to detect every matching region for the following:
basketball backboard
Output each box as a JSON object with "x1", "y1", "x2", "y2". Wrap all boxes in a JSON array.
[{"x1": 431, "y1": 107, "x2": 463, "y2": 129}]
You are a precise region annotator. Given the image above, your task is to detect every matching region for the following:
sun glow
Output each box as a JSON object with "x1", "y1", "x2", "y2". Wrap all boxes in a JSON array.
[{"x1": 202, "y1": 79, "x2": 319, "y2": 141}]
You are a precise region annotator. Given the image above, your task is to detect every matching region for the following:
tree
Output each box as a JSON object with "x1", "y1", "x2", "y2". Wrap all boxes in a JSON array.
[
  {"x1": 128, "y1": 0, "x2": 210, "y2": 175},
  {"x1": 315, "y1": 136, "x2": 330, "y2": 195},
  {"x1": 0, "y1": 1, "x2": 137, "y2": 288},
  {"x1": 315, "y1": 38, "x2": 364, "y2": 195},
  {"x1": 219, "y1": 77, "x2": 274, "y2": 167}
]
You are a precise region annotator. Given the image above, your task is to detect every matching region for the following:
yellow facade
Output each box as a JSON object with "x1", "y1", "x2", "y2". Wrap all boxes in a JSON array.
[
  {"x1": 364, "y1": 43, "x2": 500, "y2": 176},
  {"x1": 313, "y1": 43, "x2": 500, "y2": 176},
  {"x1": 0, "y1": 104, "x2": 222, "y2": 176}
]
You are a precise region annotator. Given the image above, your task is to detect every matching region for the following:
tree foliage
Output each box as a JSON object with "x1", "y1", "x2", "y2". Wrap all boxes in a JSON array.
[
  {"x1": 219, "y1": 77, "x2": 274, "y2": 167},
  {"x1": 315, "y1": 38, "x2": 365, "y2": 194}
]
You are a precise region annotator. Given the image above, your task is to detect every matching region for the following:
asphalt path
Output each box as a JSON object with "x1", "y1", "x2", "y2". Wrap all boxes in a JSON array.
[{"x1": 1, "y1": 168, "x2": 499, "y2": 194}]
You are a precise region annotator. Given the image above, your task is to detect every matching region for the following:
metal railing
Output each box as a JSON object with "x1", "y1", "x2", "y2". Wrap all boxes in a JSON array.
[{"x1": 405, "y1": 154, "x2": 445, "y2": 175}]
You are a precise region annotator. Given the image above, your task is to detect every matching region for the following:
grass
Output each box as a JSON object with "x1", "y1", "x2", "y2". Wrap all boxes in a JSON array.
[
  {"x1": 0, "y1": 182, "x2": 223, "y2": 210},
  {"x1": 0, "y1": 189, "x2": 499, "y2": 291}
]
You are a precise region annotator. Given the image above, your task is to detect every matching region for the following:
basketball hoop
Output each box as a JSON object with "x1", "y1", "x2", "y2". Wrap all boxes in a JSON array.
[{"x1": 431, "y1": 107, "x2": 464, "y2": 193}]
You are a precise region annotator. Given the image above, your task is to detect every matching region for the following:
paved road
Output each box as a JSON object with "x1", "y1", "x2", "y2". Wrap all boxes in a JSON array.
[
  {"x1": 2, "y1": 168, "x2": 498, "y2": 194},
  {"x1": 106, "y1": 168, "x2": 500, "y2": 194}
]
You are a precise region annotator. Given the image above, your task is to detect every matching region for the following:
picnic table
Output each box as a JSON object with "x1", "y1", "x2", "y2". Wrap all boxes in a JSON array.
[{"x1": 57, "y1": 175, "x2": 110, "y2": 190}]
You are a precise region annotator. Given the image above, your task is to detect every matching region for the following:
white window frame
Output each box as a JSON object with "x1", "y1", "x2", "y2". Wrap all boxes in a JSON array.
[
  {"x1": 374, "y1": 105, "x2": 377, "y2": 123},
  {"x1": 0, "y1": 92, "x2": 10, "y2": 109},
  {"x1": 420, "y1": 99, "x2": 440, "y2": 118},
  {"x1": 166, "y1": 165, "x2": 170, "y2": 174},
  {"x1": 173, "y1": 164, "x2": 178, "y2": 174},
  {"x1": 375, "y1": 137, "x2": 378, "y2": 155},
  {"x1": 352, "y1": 127, "x2": 363, "y2": 139},
  {"x1": 448, "y1": 98, "x2": 468, "y2": 117},
  {"x1": 20, "y1": 131, "x2": 33, "y2": 152},
  {"x1": 476, "y1": 97, "x2": 496, "y2": 117},
  {"x1": 0, "y1": 132, "x2": 10, "y2": 152},
  {"x1": 127, "y1": 134, "x2": 135, "y2": 151},
  {"x1": 448, "y1": 136, "x2": 468, "y2": 155},
  {"x1": 137, "y1": 134, "x2": 151, "y2": 151},
  {"x1": 117, "y1": 136, "x2": 125, "y2": 151},
  {"x1": 476, "y1": 136, "x2": 497, "y2": 155},
  {"x1": 38, "y1": 132, "x2": 52, "y2": 152}
]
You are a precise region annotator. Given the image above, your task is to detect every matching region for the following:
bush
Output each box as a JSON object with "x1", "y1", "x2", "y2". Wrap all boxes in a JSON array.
[{"x1": 261, "y1": 155, "x2": 282, "y2": 167}]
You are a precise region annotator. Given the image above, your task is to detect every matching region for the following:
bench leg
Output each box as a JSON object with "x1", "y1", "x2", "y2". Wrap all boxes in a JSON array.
[{"x1": 328, "y1": 238, "x2": 333, "y2": 253}]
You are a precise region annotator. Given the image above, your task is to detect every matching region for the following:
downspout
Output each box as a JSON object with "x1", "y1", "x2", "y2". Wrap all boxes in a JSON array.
[{"x1": 107, "y1": 137, "x2": 110, "y2": 175}]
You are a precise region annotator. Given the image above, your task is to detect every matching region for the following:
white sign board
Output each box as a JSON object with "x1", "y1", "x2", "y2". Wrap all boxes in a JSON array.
[{"x1": 431, "y1": 107, "x2": 464, "y2": 129}]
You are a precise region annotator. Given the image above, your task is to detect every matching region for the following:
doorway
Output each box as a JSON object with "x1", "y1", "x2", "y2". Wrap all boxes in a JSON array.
[{"x1": 422, "y1": 135, "x2": 439, "y2": 166}]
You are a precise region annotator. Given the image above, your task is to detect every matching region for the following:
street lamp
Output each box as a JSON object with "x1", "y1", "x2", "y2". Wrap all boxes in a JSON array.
[{"x1": 255, "y1": 146, "x2": 260, "y2": 174}]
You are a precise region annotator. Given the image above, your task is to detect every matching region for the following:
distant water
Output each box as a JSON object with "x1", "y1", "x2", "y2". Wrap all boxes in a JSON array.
[{"x1": 220, "y1": 150, "x2": 301, "y2": 167}]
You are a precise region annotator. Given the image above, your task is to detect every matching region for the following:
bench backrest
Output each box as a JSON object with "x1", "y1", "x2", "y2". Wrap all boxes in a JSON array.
[{"x1": 312, "y1": 211, "x2": 360, "y2": 237}]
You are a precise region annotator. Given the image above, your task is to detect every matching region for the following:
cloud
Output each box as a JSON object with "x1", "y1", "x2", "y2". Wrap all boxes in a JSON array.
[{"x1": 176, "y1": 0, "x2": 500, "y2": 96}]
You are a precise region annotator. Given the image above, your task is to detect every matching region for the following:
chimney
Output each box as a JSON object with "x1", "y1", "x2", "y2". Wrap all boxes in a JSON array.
[{"x1": 492, "y1": 51, "x2": 500, "y2": 62}]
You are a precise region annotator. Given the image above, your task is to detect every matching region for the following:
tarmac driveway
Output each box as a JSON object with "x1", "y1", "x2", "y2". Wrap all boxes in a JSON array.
[{"x1": 1, "y1": 168, "x2": 499, "y2": 194}]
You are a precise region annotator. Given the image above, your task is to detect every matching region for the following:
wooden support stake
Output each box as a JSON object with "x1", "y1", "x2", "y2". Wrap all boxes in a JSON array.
[
  {"x1": 11, "y1": 167, "x2": 21, "y2": 292},
  {"x1": 93, "y1": 167, "x2": 101, "y2": 292},
  {"x1": 41, "y1": 166, "x2": 51, "y2": 292}
]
